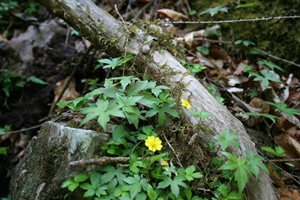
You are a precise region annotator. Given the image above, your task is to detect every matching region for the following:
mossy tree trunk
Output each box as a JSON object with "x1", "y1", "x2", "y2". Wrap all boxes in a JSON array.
[{"x1": 35, "y1": 0, "x2": 278, "y2": 199}]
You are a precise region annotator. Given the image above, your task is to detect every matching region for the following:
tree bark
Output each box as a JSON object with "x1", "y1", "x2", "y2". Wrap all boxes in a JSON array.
[{"x1": 36, "y1": 0, "x2": 278, "y2": 199}]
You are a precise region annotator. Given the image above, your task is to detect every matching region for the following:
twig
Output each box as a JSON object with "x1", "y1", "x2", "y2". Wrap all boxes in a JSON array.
[
  {"x1": 163, "y1": 134, "x2": 183, "y2": 168},
  {"x1": 267, "y1": 158, "x2": 300, "y2": 163},
  {"x1": 114, "y1": 4, "x2": 130, "y2": 76},
  {"x1": 164, "y1": 15, "x2": 300, "y2": 25},
  {"x1": 0, "y1": 124, "x2": 42, "y2": 135},
  {"x1": 254, "y1": 48, "x2": 300, "y2": 68},
  {"x1": 69, "y1": 156, "x2": 131, "y2": 167}
]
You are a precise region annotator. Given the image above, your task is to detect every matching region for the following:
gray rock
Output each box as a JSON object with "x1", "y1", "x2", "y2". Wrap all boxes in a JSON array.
[{"x1": 10, "y1": 121, "x2": 109, "y2": 200}]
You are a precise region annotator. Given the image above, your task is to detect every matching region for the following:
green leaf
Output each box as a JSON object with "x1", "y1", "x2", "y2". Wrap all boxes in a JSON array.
[
  {"x1": 213, "y1": 129, "x2": 240, "y2": 150},
  {"x1": 235, "y1": 2, "x2": 259, "y2": 9},
  {"x1": 100, "y1": 86, "x2": 122, "y2": 98},
  {"x1": 252, "y1": 69, "x2": 281, "y2": 88},
  {"x1": 0, "y1": 147, "x2": 7, "y2": 155},
  {"x1": 261, "y1": 146, "x2": 285, "y2": 157},
  {"x1": 100, "y1": 166, "x2": 127, "y2": 185},
  {"x1": 27, "y1": 76, "x2": 48, "y2": 85},
  {"x1": 191, "y1": 110, "x2": 211, "y2": 119},
  {"x1": 257, "y1": 60, "x2": 283, "y2": 72},
  {"x1": 246, "y1": 150, "x2": 269, "y2": 178},
  {"x1": 151, "y1": 85, "x2": 170, "y2": 97},
  {"x1": 123, "y1": 174, "x2": 143, "y2": 199},
  {"x1": 127, "y1": 80, "x2": 148, "y2": 96},
  {"x1": 196, "y1": 46, "x2": 209, "y2": 55},
  {"x1": 244, "y1": 112, "x2": 277, "y2": 123},
  {"x1": 235, "y1": 164, "x2": 249, "y2": 194},
  {"x1": 74, "y1": 174, "x2": 89, "y2": 183},
  {"x1": 185, "y1": 165, "x2": 203, "y2": 181},
  {"x1": 147, "y1": 187, "x2": 157, "y2": 200},
  {"x1": 219, "y1": 152, "x2": 250, "y2": 194},
  {"x1": 120, "y1": 76, "x2": 133, "y2": 91},
  {"x1": 183, "y1": 188, "x2": 192, "y2": 200},
  {"x1": 61, "y1": 179, "x2": 79, "y2": 192},
  {"x1": 90, "y1": 171, "x2": 102, "y2": 188},
  {"x1": 217, "y1": 183, "x2": 229, "y2": 197},
  {"x1": 199, "y1": 6, "x2": 229, "y2": 17},
  {"x1": 265, "y1": 102, "x2": 300, "y2": 118},
  {"x1": 234, "y1": 40, "x2": 255, "y2": 47},
  {"x1": 80, "y1": 99, "x2": 124, "y2": 131},
  {"x1": 157, "y1": 175, "x2": 188, "y2": 198}
]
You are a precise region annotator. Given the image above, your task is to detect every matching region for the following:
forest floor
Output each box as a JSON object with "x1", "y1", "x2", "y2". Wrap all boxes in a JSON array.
[{"x1": 1, "y1": 0, "x2": 300, "y2": 199}]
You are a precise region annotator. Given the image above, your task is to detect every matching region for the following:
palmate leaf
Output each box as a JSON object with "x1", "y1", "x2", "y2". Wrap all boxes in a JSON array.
[
  {"x1": 252, "y1": 69, "x2": 281, "y2": 88},
  {"x1": 219, "y1": 152, "x2": 250, "y2": 194},
  {"x1": 265, "y1": 101, "x2": 300, "y2": 118},
  {"x1": 246, "y1": 150, "x2": 269, "y2": 178},
  {"x1": 213, "y1": 129, "x2": 240, "y2": 150},
  {"x1": 258, "y1": 60, "x2": 283, "y2": 72},
  {"x1": 127, "y1": 80, "x2": 148, "y2": 96},
  {"x1": 80, "y1": 99, "x2": 124, "y2": 131},
  {"x1": 157, "y1": 175, "x2": 188, "y2": 198}
]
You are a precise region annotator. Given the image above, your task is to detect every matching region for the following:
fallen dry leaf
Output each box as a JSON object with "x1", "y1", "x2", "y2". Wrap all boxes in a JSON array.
[
  {"x1": 157, "y1": 9, "x2": 189, "y2": 21},
  {"x1": 268, "y1": 162, "x2": 285, "y2": 187},
  {"x1": 249, "y1": 97, "x2": 270, "y2": 114},
  {"x1": 277, "y1": 188, "x2": 300, "y2": 200},
  {"x1": 54, "y1": 76, "x2": 80, "y2": 103},
  {"x1": 274, "y1": 133, "x2": 300, "y2": 168}
]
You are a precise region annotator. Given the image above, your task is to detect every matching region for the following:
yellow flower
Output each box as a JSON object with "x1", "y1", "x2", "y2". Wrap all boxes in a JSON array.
[
  {"x1": 181, "y1": 99, "x2": 191, "y2": 109},
  {"x1": 145, "y1": 136, "x2": 162, "y2": 152},
  {"x1": 160, "y1": 159, "x2": 169, "y2": 166}
]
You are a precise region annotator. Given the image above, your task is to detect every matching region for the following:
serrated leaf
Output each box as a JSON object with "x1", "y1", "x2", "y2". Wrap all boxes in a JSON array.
[
  {"x1": 127, "y1": 80, "x2": 148, "y2": 96},
  {"x1": 213, "y1": 129, "x2": 240, "y2": 150},
  {"x1": 258, "y1": 60, "x2": 283, "y2": 71},
  {"x1": 74, "y1": 174, "x2": 89, "y2": 182}
]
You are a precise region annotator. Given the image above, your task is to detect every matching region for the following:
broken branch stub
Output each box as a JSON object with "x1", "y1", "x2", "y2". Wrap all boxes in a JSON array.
[{"x1": 35, "y1": 0, "x2": 278, "y2": 199}]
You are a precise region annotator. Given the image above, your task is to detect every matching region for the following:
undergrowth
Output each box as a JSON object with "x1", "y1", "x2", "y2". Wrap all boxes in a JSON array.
[{"x1": 59, "y1": 55, "x2": 278, "y2": 200}]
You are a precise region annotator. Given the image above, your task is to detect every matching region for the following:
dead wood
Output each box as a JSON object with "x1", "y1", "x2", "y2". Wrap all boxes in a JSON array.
[{"x1": 35, "y1": 0, "x2": 278, "y2": 199}]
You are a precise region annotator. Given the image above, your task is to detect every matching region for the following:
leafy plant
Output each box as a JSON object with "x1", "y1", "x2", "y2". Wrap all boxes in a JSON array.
[
  {"x1": 191, "y1": 110, "x2": 211, "y2": 119},
  {"x1": 257, "y1": 59, "x2": 283, "y2": 72},
  {"x1": 265, "y1": 101, "x2": 300, "y2": 118},
  {"x1": 70, "y1": 76, "x2": 179, "y2": 130},
  {"x1": 207, "y1": 86, "x2": 225, "y2": 105},
  {"x1": 0, "y1": 125, "x2": 11, "y2": 155},
  {"x1": 196, "y1": 46, "x2": 209, "y2": 55},
  {"x1": 261, "y1": 146, "x2": 285, "y2": 157},
  {"x1": 213, "y1": 129, "x2": 241, "y2": 151},
  {"x1": 180, "y1": 60, "x2": 206, "y2": 76},
  {"x1": 0, "y1": 69, "x2": 47, "y2": 97},
  {"x1": 234, "y1": 2, "x2": 259, "y2": 9},
  {"x1": 96, "y1": 54, "x2": 133, "y2": 70},
  {"x1": 213, "y1": 130, "x2": 268, "y2": 195},
  {"x1": 199, "y1": 6, "x2": 229, "y2": 17},
  {"x1": 234, "y1": 40, "x2": 255, "y2": 47},
  {"x1": 0, "y1": 0, "x2": 18, "y2": 19},
  {"x1": 61, "y1": 174, "x2": 89, "y2": 192},
  {"x1": 244, "y1": 112, "x2": 277, "y2": 123}
]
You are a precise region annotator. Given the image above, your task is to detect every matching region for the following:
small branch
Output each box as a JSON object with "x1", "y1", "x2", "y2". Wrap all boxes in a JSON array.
[
  {"x1": 164, "y1": 15, "x2": 300, "y2": 25},
  {"x1": 0, "y1": 124, "x2": 42, "y2": 135},
  {"x1": 69, "y1": 156, "x2": 130, "y2": 167},
  {"x1": 163, "y1": 134, "x2": 183, "y2": 168},
  {"x1": 254, "y1": 48, "x2": 300, "y2": 68}
]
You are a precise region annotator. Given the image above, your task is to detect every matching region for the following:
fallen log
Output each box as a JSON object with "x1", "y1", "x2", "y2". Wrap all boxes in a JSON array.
[{"x1": 34, "y1": 0, "x2": 278, "y2": 199}]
